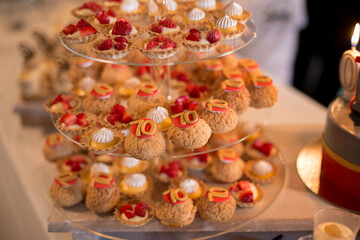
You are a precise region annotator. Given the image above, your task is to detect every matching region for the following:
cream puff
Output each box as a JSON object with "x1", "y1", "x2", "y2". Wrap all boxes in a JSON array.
[
  {"x1": 248, "y1": 75, "x2": 278, "y2": 108},
  {"x1": 50, "y1": 172, "x2": 83, "y2": 207},
  {"x1": 82, "y1": 83, "x2": 118, "y2": 115}
]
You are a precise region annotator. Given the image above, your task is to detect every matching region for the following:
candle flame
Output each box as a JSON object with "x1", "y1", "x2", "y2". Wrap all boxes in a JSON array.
[{"x1": 351, "y1": 23, "x2": 359, "y2": 48}]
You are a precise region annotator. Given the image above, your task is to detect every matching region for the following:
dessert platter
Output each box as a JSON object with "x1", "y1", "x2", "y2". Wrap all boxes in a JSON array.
[{"x1": 44, "y1": 0, "x2": 285, "y2": 238}]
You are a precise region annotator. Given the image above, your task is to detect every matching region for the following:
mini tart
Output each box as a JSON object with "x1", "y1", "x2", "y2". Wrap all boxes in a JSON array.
[
  {"x1": 153, "y1": 160, "x2": 188, "y2": 184},
  {"x1": 145, "y1": 19, "x2": 181, "y2": 37},
  {"x1": 113, "y1": 156, "x2": 149, "y2": 174},
  {"x1": 244, "y1": 159, "x2": 277, "y2": 183},
  {"x1": 222, "y1": 1, "x2": 252, "y2": 24},
  {"x1": 90, "y1": 9, "x2": 118, "y2": 28},
  {"x1": 119, "y1": 173, "x2": 153, "y2": 199},
  {"x1": 49, "y1": 172, "x2": 83, "y2": 207},
  {"x1": 107, "y1": 22, "x2": 142, "y2": 39},
  {"x1": 214, "y1": 15, "x2": 246, "y2": 40},
  {"x1": 248, "y1": 75, "x2": 278, "y2": 108},
  {"x1": 185, "y1": 151, "x2": 212, "y2": 171},
  {"x1": 56, "y1": 154, "x2": 92, "y2": 175},
  {"x1": 60, "y1": 20, "x2": 99, "y2": 44},
  {"x1": 195, "y1": 0, "x2": 224, "y2": 12},
  {"x1": 71, "y1": 2, "x2": 103, "y2": 18},
  {"x1": 177, "y1": 8, "x2": 213, "y2": 28},
  {"x1": 117, "y1": 0, "x2": 146, "y2": 19},
  {"x1": 138, "y1": 36, "x2": 180, "y2": 60},
  {"x1": 245, "y1": 138, "x2": 279, "y2": 160},
  {"x1": 43, "y1": 94, "x2": 81, "y2": 115},
  {"x1": 228, "y1": 181, "x2": 264, "y2": 207},
  {"x1": 92, "y1": 38, "x2": 133, "y2": 60},
  {"x1": 114, "y1": 201, "x2": 154, "y2": 227},
  {"x1": 81, "y1": 127, "x2": 124, "y2": 155},
  {"x1": 182, "y1": 29, "x2": 221, "y2": 53},
  {"x1": 172, "y1": 177, "x2": 207, "y2": 201},
  {"x1": 56, "y1": 112, "x2": 96, "y2": 135}
]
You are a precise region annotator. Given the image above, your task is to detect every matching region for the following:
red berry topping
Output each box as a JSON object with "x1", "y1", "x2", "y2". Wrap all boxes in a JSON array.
[
  {"x1": 76, "y1": 117, "x2": 89, "y2": 127},
  {"x1": 61, "y1": 113, "x2": 77, "y2": 127},
  {"x1": 61, "y1": 101, "x2": 72, "y2": 110},
  {"x1": 252, "y1": 139, "x2": 274, "y2": 156},
  {"x1": 119, "y1": 112, "x2": 133, "y2": 123},
  {"x1": 154, "y1": 35, "x2": 166, "y2": 42},
  {"x1": 168, "y1": 161, "x2": 181, "y2": 170},
  {"x1": 120, "y1": 204, "x2": 133, "y2": 213},
  {"x1": 98, "y1": 39, "x2": 113, "y2": 50},
  {"x1": 79, "y1": 1, "x2": 102, "y2": 11},
  {"x1": 51, "y1": 94, "x2": 63, "y2": 105},
  {"x1": 165, "y1": 168, "x2": 179, "y2": 178},
  {"x1": 114, "y1": 36, "x2": 128, "y2": 43},
  {"x1": 185, "y1": 101, "x2": 198, "y2": 110},
  {"x1": 134, "y1": 203, "x2": 147, "y2": 217},
  {"x1": 185, "y1": 83, "x2": 196, "y2": 92},
  {"x1": 160, "y1": 39, "x2": 176, "y2": 49},
  {"x1": 199, "y1": 85, "x2": 208, "y2": 92},
  {"x1": 186, "y1": 29, "x2": 201, "y2": 41},
  {"x1": 96, "y1": 10, "x2": 110, "y2": 24},
  {"x1": 136, "y1": 202, "x2": 148, "y2": 209},
  {"x1": 197, "y1": 152, "x2": 208, "y2": 163},
  {"x1": 171, "y1": 70, "x2": 189, "y2": 82},
  {"x1": 76, "y1": 19, "x2": 92, "y2": 28},
  {"x1": 146, "y1": 40, "x2": 159, "y2": 50},
  {"x1": 189, "y1": 85, "x2": 201, "y2": 98},
  {"x1": 159, "y1": 18, "x2": 176, "y2": 28},
  {"x1": 175, "y1": 95, "x2": 190, "y2": 104},
  {"x1": 240, "y1": 190, "x2": 254, "y2": 203},
  {"x1": 115, "y1": 42, "x2": 127, "y2": 50},
  {"x1": 170, "y1": 103, "x2": 184, "y2": 113},
  {"x1": 63, "y1": 95, "x2": 74, "y2": 102},
  {"x1": 124, "y1": 210, "x2": 134, "y2": 219},
  {"x1": 151, "y1": 23, "x2": 163, "y2": 33},
  {"x1": 106, "y1": 9, "x2": 116, "y2": 17},
  {"x1": 76, "y1": 113, "x2": 86, "y2": 119},
  {"x1": 206, "y1": 29, "x2": 221, "y2": 43},
  {"x1": 229, "y1": 185, "x2": 239, "y2": 192},
  {"x1": 110, "y1": 104, "x2": 125, "y2": 115},
  {"x1": 107, "y1": 113, "x2": 120, "y2": 125},
  {"x1": 160, "y1": 165, "x2": 167, "y2": 173},
  {"x1": 112, "y1": 20, "x2": 132, "y2": 36},
  {"x1": 237, "y1": 180, "x2": 250, "y2": 190},
  {"x1": 63, "y1": 24, "x2": 78, "y2": 35},
  {"x1": 79, "y1": 26, "x2": 97, "y2": 37},
  {"x1": 189, "y1": 29, "x2": 200, "y2": 34}
]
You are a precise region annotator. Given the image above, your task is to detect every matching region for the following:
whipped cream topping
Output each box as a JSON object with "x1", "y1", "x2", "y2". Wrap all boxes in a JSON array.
[
  {"x1": 223, "y1": 1, "x2": 243, "y2": 17},
  {"x1": 90, "y1": 163, "x2": 110, "y2": 175},
  {"x1": 187, "y1": 8, "x2": 205, "y2": 21},
  {"x1": 252, "y1": 160, "x2": 273, "y2": 176},
  {"x1": 79, "y1": 76, "x2": 96, "y2": 92},
  {"x1": 165, "y1": 0, "x2": 177, "y2": 11},
  {"x1": 125, "y1": 173, "x2": 146, "y2": 187},
  {"x1": 215, "y1": 15, "x2": 237, "y2": 29},
  {"x1": 179, "y1": 179, "x2": 199, "y2": 194},
  {"x1": 124, "y1": 77, "x2": 141, "y2": 89},
  {"x1": 121, "y1": 0, "x2": 140, "y2": 12},
  {"x1": 148, "y1": 0, "x2": 159, "y2": 14},
  {"x1": 145, "y1": 107, "x2": 169, "y2": 123},
  {"x1": 195, "y1": 0, "x2": 215, "y2": 9},
  {"x1": 121, "y1": 157, "x2": 141, "y2": 168},
  {"x1": 91, "y1": 127, "x2": 115, "y2": 144},
  {"x1": 121, "y1": 128, "x2": 131, "y2": 137}
]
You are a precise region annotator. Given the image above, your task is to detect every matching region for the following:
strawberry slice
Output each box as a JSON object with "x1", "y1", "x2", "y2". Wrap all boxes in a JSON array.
[
  {"x1": 124, "y1": 210, "x2": 134, "y2": 219},
  {"x1": 134, "y1": 204, "x2": 147, "y2": 217},
  {"x1": 154, "y1": 35, "x2": 166, "y2": 42},
  {"x1": 79, "y1": 26, "x2": 97, "y2": 37},
  {"x1": 170, "y1": 103, "x2": 184, "y2": 113},
  {"x1": 115, "y1": 42, "x2": 127, "y2": 50},
  {"x1": 240, "y1": 190, "x2": 254, "y2": 203},
  {"x1": 160, "y1": 39, "x2": 176, "y2": 49},
  {"x1": 185, "y1": 101, "x2": 198, "y2": 110},
  {"x1": 197, "y1": 152, "x2": 208, "y2": 163},
  {"x1": 185, "y1": 83, "x2": 196, "y2": 92},
  {"x1": 160, "y1": 165, "x2": 167, "y2": 173},
  {"x1": 146, "y1": 40, "x2": 159, "y2": 50},
  {"x1": 168, "y1": 161, "x2": 181, "y2": 170},
  {"x1": 165, "y1": 168, "x2": 179, "y2": 178},
  {"x1": 206, "y1": 29, "x2": 221, "y2": 43},
  {"x1": 76, "y1": 113, "x2": 86, "y2": 120},
  {"x1": 151, "y1": 23, "x2": 163, "y2": 33},
  {"x1": 76, "y1": 117, "x2": 89, "y2": 127},
  {"x1": 79, "y1": 1, "x2": 102, "y2": 12},
  {"x1": 98, "y1": 39, "x2": 113, "y2": 50},
  {"x1": 114, "y1": 36, "x2": 128, "y2": 43},
  {"x1": 112, "y1": 20, "x2": 132, "y2": 36},
  {"x1": 159, "y1": 18, "x2": 176, "y2": 28},
  {"x1": 61, "y1": 101, "x2": 72, "y2": 111},
  {"x1": 63, "y1": 24, "x2": 78, "y2": 35},
  {"x1": 107, "y1": 113, "x2": 121, "y2": 125},
  {"x1": 189, "y1": 85, "x2": 201, "y2": 98},
  {"x1": 106, "y1": 9, "x2": 116, "y2": 17},
  {"x1": 237, "y1": 180, "x2": 250, "y2": 190},
  {"x1": 120, "y1": 204, "x2": 133, "y2": 213},
  {"x1": 76, "y1": 19, "x2": 92, "y2": 28},
  {"x1": 119, "y1": 112, "x2": 132, "y2": 123},
  {"x1": 62, "y1": 95, "x2": 74, "y2": 102},
  {"x1": 51, "y1": 94, "x2": 63, "y2": 105},
  {"x1": 96, "y1": 10, "x2": 110, "y2": 24},
  {"x1": 229, "y1": 185, "x2": 239, "y2": 192},
  {"x1": 175, "y1": 95, "x2": 190, "y2": 104},
  {"x1": 110, "y1": 104, "x2": 125, "y2": 115},
  {"x1": 61, "y1": 113, "x2": 77, "y2": 127}
]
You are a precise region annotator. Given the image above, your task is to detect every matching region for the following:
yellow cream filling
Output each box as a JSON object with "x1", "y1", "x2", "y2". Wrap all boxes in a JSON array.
[
  {"x1": 120, "y1": 180, "x2": 148, "y2": 194},
  {"x1": 118, "y1": 88, "x2": 135, "y2": 96},
  {"x1": 90, "y1": 138, "x2": 119, "y2": 149},
  {"x1": 188, "y1": 187, "x2": 202, "y2": 200},
  {"x1": 158, "y1": 117, "x2": 172, "y2": 131},
  {"x1": 220, "y1": 26, "x2": 239, "y2": 34}
]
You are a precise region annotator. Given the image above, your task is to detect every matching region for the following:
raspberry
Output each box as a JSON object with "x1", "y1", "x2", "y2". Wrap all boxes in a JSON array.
[
  {"x1": 189, "y1": 85, "x2": 201, "y2": 98},
  {"x1": 110, "y1": 104, "x2": 125, "y2": 115},
  {"x1": 206, "y1": 29, "x2": 221, "y2": 43},
  {"x1": 199, "y1": 85, "x2": 208, "y2": 92},
  {"x1": 186, "y1": 30, "x2": 201, "y2": 41},
  {"x1": 168, "y1": 161, "x2": 181, "y2": 170},
  {"x1": 170, "y1": 103, "x2": 184, "y2": 113},
  {"x1": 185, "y1": 83, "x2": 196, "y2": 92},
  {"x1": 154, "y1": 35, "x2": 166, "y2": 42},
  {"x1": 197, "y1": 153, "x2": 208, "y2": 163},
  {"x1": 96, "y1": 11, "x2": 110, "y2": 24},
  {"x1": 189, "y1": 29, "x2": 200, "y2": 34},
  {"x1": 134, "y1": 204, "x2": 147, "y2": 217},
  {"x1": 63, "y1": 24, "x2": 78, "y2": 35},
  {"x1": 98, "y1": 39, "x2": 113, "y2": 50},
  {"x1": 159, "y1": 18, "x2": 176, "y2": 28},
  {"x1": 240, "y1": 190, "x2": 254, "y2": 203},
  {"x1": 160, "y1": 39, "x2": 176, "y2": 49},
  {"x1": 114, "y1": 36, "x2": 128, "y2": 43},
  {"x1": 107, "y1": 113, "x2": 120, "y2": 125},
  {"x1": 160, "y1": 165, "x2": 167, "y2": 173},
  {"x1": 112, "y1": 20, "x2": 132, "y2": 36},
  {"x1": 165, "y1": 168, "x2": 179, "y2": 178},
  {"x1": 76, "y1": 19, "x2": 92, "y2": 28},
  {"x1": 185, "y1": 101, "x2": 198, "y2": 110},
  {"x1": 124, "y1": 210, "x2": 134, "y2": 219},
  {"x1": 146, "y1": 40, "x2": 159, "y2": 50},
  {"x1": 106, "y1": 9, "x2": 116, "y2": 17},
  {"x1": 136, "y1": 202, "x2": 148, "y2": 209},
  {"x1": 175, "y1": 95, "x2": 190, "y2": 104},
  {"x1": 151, "y1": 23, "x2": 163, "y2": 33},
  {"x1": 115, "y1": 42, "x2": 127, "y2": 50},
  {"x1": 120, "y1": 204, "x2": 133, "y2": 213},
  {"x1": 79, "y1": 26, "x2": 97, "y2": 37}
]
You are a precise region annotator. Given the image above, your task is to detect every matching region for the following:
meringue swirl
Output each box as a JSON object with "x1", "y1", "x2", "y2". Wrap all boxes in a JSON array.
[
  {"x1": 215, "y1": 15, "x2": 237, "y2": 29},
  {"x1": 148, "y1": 0, "x2": 159, "y2": 14},
  {"x1": 195, "y1": 0, "x2": 215, "y2": 9},
  {"x1": 145, "y1": 107, "x2": 169, "y2": 123},
  {"x1": 90, "y1": 163, "x2": 110, "y2": 175},
  {"x1": 252, "y1": 160, "x2": 273, "y2": 176},
  {"x1": 121, "y1": 157, "x2": 141, "y2": 168},
  {"x1": 125, "y1": 173, "x2": 147, "y2": 187},
  {"x1": 180, "y1": 179, "x2": 199, "y2": 194},
  {"x1": 166, "y1": 0, "x2": 178, "y2": 11},
  {"x1": 187, "y1": 8, "x2": 205, "y2": 21},
  {"x1": 79, "y1": 76, "x2": 96, "y2": 92},
  {"x1": 91, "y1": 127, "x2": 115, "y2": 144},
  {"x1": 121, "y1": 0, "x2": 140, "y2": 12},
  {"x1": 223, "y1": 1, "x2": 243, "y2": 17}
]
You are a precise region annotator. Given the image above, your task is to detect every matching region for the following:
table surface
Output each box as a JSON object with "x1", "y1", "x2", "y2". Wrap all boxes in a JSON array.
[{"x1": 0, "y1": 1, "x2": 356, "y2": 240}]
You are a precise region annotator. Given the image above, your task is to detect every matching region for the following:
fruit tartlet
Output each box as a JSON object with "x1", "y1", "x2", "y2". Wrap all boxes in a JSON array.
[
  {"x1": 228, "y1": 180, "x2": 264, "y2": 207},
  {"x1": 92, "y1": 9, "x2": 118, "y2": 27},
  {"x1": 245, "y1": 138, "x2": 279, "y2": 160},
  {"x1": 153, "y1": 160, "x2": 187, "y2": 184},
  {"x1": 119, "y1": 173, "x2": 153, "y2": 199},
  {"x1": 82, "y1": 127, "x2": 124, "y2": 155},
  {"x1": 50, "y1": 172, "x2": 83, "y2": 207},
  {"x1": 248, "y1": 75, "x2": 278, "y2": 108},
  {"x1": 244, "y1": 159, "x2": 276, "y2": 183},
  {"x1": 118, "y1": 0, "x2": 145, "y2": 18},
  {"x1": 116, "y1": 77, "x2": 141, "y2": 97},
  {"x1": 101, "y1": 104, "x2": 133, "y2": 128},
  {"x1": 114, "y1": 201, "x2": 154, "y2": 227},
  {"x1": 215, "y1": 15, "x2": 246, "y2": 40},
  {"x1": 147, "y1": 18, "x2": 180, "y2": 36},
  {"x1": 209, "y1": 148, "x2": 244, "y2": 183},
  {"x1": 108, "y1": 18, "x2": 141, "y2": 39},
  {"x1": 113, "y1": 156, "x2": 149, "y2": 175},
  {"x1": 199, "y1": 99, "x2": 238, "y2": 133},
  {"x1": 43, "y1": 133, "x2": 80, "y2": 162},
  {"x1": 82, "y1": 83, "x2": 117, "y2": 115},
  {"x1": 138, "y1": 35, "x2": 179, "y2": 59},
  {"x1": 44, "y1": 94, "x2": 80, "y2": 115},
  {"x1": 56, "y1": 154, "x2": 92, "y2": 176},
  {"x1": 92, "y1": 37, "x2": 133, "y2": 60},
  {"x1": 100, "y1": 64, "x2": 133, "y2": 86},
  {"x1": 60, "y1": 19, "x2": 99, "y2": 44},
  {"x1": 214, "y1": 78, "x2": 250, "y2": 115},
  {"x1": 173, "y1": 177, "x2": 207, "y2": 201},
  {"x1": 124, "y1": 118, "x2": 166, "y2": 160},
  {"x1": 185, "y1": 151, "x2": 212, "y2": 171},
  {"x1": 127, "y1": 82, "x2": 166, "y2": 119},
  {"x1": 195, "y1": 0, "x2": 223, "y2": 12},
  {"x1": 71, "y1": 1, "x2": 103, "y2": 18},
  {"x1": 145, "y1": 106, "x2": 172, "y2": 132},
  {"x1": 56, "y1": 112, "x2": 96, "y2": 134},
  {"x1": 176, "y1": 8, "x2": 212, "y2": 28},
  {"x1": 196, "y1": 187, "x2": 236, "y2": 222},
  {"x1": 167, "y1": 111, "x2": 211, "y2": 149},
  {"x1": 156, "y1": 188, "x2": 197, "y2": 228},
  {"x1": 183, "y1": 28, "x2": 221, "y2": 52},
  {"x1": 85, "y1": 171, "x2": 120, "y2": 213},
  {"x1": 222, "y1": 1, "x2": 252, "y2": 24}
]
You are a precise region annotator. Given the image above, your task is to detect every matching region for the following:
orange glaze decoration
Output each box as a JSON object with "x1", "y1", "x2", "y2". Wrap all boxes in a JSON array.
[
  {"x1": 136, "y1": 82, "x2": 159, "y2": 97},
  {"x1": 204, "y1": 59, "x2": 224, "y2": 71},
  {"x1": 217, "y1": 148, "x2": 238, "y2": 163},
  {"x1": 206, "y1": 187, "x2": 230, "y2": 202},
  {"x1": 163, "y1": 188, "x2": 188, "y2": 204},
  {"x1": 46, "y1": 134, "x2": 65, "y2": 148},
  {"x1": 204, "y1": 99, "x2": 230, "y2": 112},
  {"x1": 130, "y1": 118, "x2": 158, "y2": 138},
  {"x1": 90, "y1": 172, "x2": 114, "y2": 188},
  {"x1": 239, "y1": 59, "x2": 258, "y2": 70},
  {"x1": 252, "y1": 75, "x2": 273, "y2": 87},
  {"x1": 220, "y1": 79, "x2": 245, "y2": 91},
  {"x1": 222, "y1": 69, "x2": 243, "y2": 79},
  {"x1": 172, "y1": 111, "x2": 199, "y2": 128},
  {"x1": 90, "y1": 83, "x2": 114, "y2": 98},
  {"x1": 54, "y1": 172, "x2": 78, "y2": 187}
]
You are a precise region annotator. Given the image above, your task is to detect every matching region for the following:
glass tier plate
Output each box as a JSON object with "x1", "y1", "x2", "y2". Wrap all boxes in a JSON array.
[{"x1": 60, "y1": 19, "x2": 256, "y2": 67}]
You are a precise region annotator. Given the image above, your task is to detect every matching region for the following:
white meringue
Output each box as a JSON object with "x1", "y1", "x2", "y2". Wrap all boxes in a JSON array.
[
  {"x1": 165, "y1": 0, "x2": 177, "y2": 11},
  {"x1": 121, "y1": 0, "x2": 140, "y2": 13},
  {"x1": 252, "y1": 160, "x2": 273, "y2": 176},
  {"x1": 148, "y1": 0, "x2": 159, "y2": 14},
  {"x1": 91, "y1": 127, "x2": 115, "y2": 144},
  {"x1": 145, "y1": 107, "x2": 169, "y2": 123},
  {"x1": 125, "y1": 173, "x2": 147, "y2": 187},
  {"x1": 124, "y1": 77, "x2": 141, "y2": 89},
  {"x1": 78, "y1": 76, "x2": 96, "y2": 92},
  {"x1": 187, "y1": 8, "x2": 206, "y2": 21},
  {"x1": 121, "y1": 157, "x2": 141, "y2": 168},
  {"x1": 179, "y1": 179, "x2": 199, "y2": 194},
  {"x1": 215, "y1": 15, "x2": 237, "y2": 29},
  {"x1": 195, "y1": 0, "x2": 216, "y2": 10},
  {"x1": 90, "y1": 163, "x2": 110, "y2": 175},
  {"x1": 223, "y1": 1, "x2": 243, "y2": 17}
]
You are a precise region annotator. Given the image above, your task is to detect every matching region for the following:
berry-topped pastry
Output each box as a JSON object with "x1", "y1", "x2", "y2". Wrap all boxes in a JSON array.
[
  {"x1": 44, "y1": 94, "x2": 80, "y2": 115},
  {"x1": 109, "y1": 18, "x2": 140, "y2": 38},
  {"x1": 42, "y1": 133, "x2": 80, "y2": 162},
  {"x1": 245, "y1": 138, "x2": 279, "y2": 159},
  {"x1": 56, "y1": 154, "x2": 92, "y2": 175},
  {"x1": 139, "y1": 35, "x2": 179, "y2": 59},
  {"x1": 223, "y1": 1, "x2": 252, "y2": 24},
  {"x1": 145, "y1": 107, "x2": 172, "y2": 132},
  {"x1": 156, "y1": 188, "x2": 197, "y2": 228},
  {"x1": 119, "y1": 173, "x2": 153, "y2": 199},
  {"x1": 124, "y1": 118, "x2": 166, "y2": 160},
  {"x1": 114, "y1": 201, "x2": 154, "y2": 227},
  {"x1": 127, "y1": 82, "x2": 166, "y2": 119},
  {"x1": 167, "y1": 111, "x2": 211, "y2": 149},
  {"x1": 196, "y1": 187, "x2": 236, "y2": 222},
  {"x1": 82, "y1": 83, "x2": 117, "y2": 115},
  {"x1": 195, "y1": 0, "x2": 223, "y2": 12},
  {"x1": 147, "y1": 18, "x2": 180, "y2": 36},
  {"x1": 56, "y1": 112, "x2": 96, "y2": 134},
  {"x1": 215, "y1": 15, "x2": 246, "y2": 40},
  {"x1": 228, "y1": 180, "x2": 264, "y2": 207},
  {"x1": 71, "y1": 1, "x2": 103, "y2": 18},
  {"x1": 92, "y1": 9, "x2": 117, "y2": 27},
  {"x1": 248, "y1": 75, "x2": 278, "y2": 108},
  {"x1": 85, "y1": 172, "x2": 120, "y2": 213},
  {"x1": 50, "y1": 172, "x2": 83, "y2": 207},
  {"x1": 199, "y1": 99, "x2": 238, "y2": 133},
  {"x1": 82, "y1": 127, "x2": 124, "y2": 155},
  {"x1": 60, "y1": 19, "x2": 99, "y2": 44},
  {"x1": 102, "y1": 104, "x2": 133, "y2": 128},
  {"x1": 154, "y1": 160, "x2": 187, "y2": 184},
  {"x1": 101, "y1": 0, "x2": 122, "y2": 8},
  {"x1": 170, "y1": 95, "x2": 200, "y2": 114},
  {"x1": 185, "y1": 150, "x2": 212, "y2": 171},
  {"x1": 183, "y1": 28, "x2": 221, "y2": 52},
  {"x1": 214, "y1": 78, "x2": 250, "y2": 115},
  {"x1": 173, "y1": 177, "x2": 207, "y2": 201},
  {"x1": 92, "y1": 37, "x2": 133, "y2": 60},
  {"x1": 113, "y1": 156, "x2": 149, "y2": 175},
  {"x1": 244, "y1": 159, "x2": 276, "y2": 183}
]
